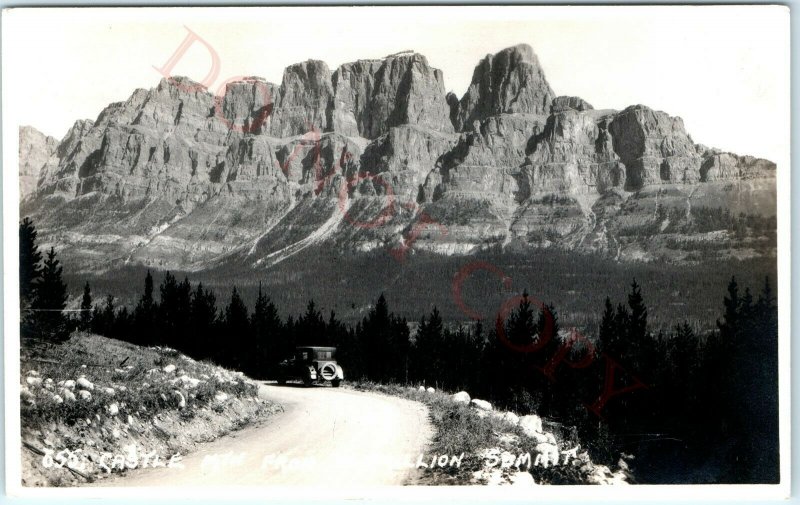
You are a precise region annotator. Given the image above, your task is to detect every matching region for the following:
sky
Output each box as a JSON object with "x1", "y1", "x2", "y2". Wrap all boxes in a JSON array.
[{"x1": 2, "y1": 5, "x2": 790, "y2": 165}]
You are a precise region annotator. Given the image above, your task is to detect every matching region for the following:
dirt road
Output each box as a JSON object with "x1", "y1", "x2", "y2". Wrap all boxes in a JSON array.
[{"x1": 99, "y1": 383, "x2": 432, "y2": 487}]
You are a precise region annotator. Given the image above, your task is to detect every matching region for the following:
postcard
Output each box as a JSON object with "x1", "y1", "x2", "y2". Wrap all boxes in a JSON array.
[{"x1": 2, "y1": 5, "x2": 791, "y2": 501}]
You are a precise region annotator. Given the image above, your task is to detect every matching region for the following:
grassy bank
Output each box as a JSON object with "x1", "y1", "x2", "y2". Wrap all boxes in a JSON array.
[
  {"x1": 19, "y1": 333, "x2": 282, "y2": 486},
  {"x1": 349, "y1": 381, "x2": 631, "y2": 485}
]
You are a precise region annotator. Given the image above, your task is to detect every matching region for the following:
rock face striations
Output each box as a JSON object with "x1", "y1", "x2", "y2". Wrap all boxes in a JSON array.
[
  {"x1": 19, "y1": 126, "x2": 58, "y2": 200},
  {"x1": 454, "y1": 44, "x2": 556, "y2": 131},
  {"x1": 21, "y1": 43, "x2": 776, "y2": 271}
]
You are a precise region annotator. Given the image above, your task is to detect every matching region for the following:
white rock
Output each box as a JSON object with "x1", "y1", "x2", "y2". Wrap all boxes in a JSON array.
[
  {"x1": 426, "y1": 387, "x2": 435, "y2": 393},
  {"x1": 519, "y1": 414, "x2": 543, "y2": 436},
  {"x1": 107, "y1": 403, "x2": 119, "y2": 416},
  {"x1": 471, "y1": 399, "x2": 493, "y2": 411},
  {"x1": 80, "y1": 364, "x2": 87, "y2": 369},
  {"x1": 62, "y1": 380, "x2": 76, "y2": 390},
  {"x1": 179, "y1": 375, "x2": 200, "y2": 389},
  {"x1": 535, "y1": 443, "x2": 560, "y2": 467},
  {"x1": 174, "y1": 391, "x2": 186, "y2": 409},
  {"x1": 112, "y1": 428, "x2": 121, "y2": 439},
  {"x1": 214, "y1": 392, "x2": 229, "y2": 403},
  {"x1": 26, "y1": 377, "x2": 42, "y2": 387},
  {"x1": 500, "y1": 411, "x2": 520, "y2": 426},
  {"x1": 27, "y1": 370, "x2": 39, "y2": 376},
  {"x1": 62, "y1": 389, "x2": 76, "y2": 402},
  {"x1": 472, "y1": 467, "x2": 506, "y2": 486},
  {"x1": 78, "y1": 390, "x2": 92, "y2": 401},
  {"x1": 510, "y1": 471, "x2": 536, "y2": 486},
  {"x1": 52, "y1": 395, "x2": 64, "y2": 404},
  {"x1": 418, "y1": 386, "x2": 426, "y2": 392},
  {"x1": 163, "y1": 364, "x2": 177, "y2": 374},
  {"x1": 452, "y1": 391, "x2": 471, "y2": 403},
  {"x1": 104, "y1": 387, "x2": 116, "y2": 395},
  {"x1": 76, "y1": 377, "x2": 94, "y2": 391}
]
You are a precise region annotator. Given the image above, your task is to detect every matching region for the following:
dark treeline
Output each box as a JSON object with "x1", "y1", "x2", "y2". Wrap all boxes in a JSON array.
[
  {"x1": 83, "y1": 268, "x2": 778, "y2": 484},
  {"x1": 20, "y1": 218, "x2": 778, "y2": 483}
]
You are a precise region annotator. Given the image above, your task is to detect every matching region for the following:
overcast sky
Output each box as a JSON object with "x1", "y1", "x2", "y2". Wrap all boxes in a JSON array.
[{"x1": 3, "y1": 5, "x2": 790, "y2": 165}]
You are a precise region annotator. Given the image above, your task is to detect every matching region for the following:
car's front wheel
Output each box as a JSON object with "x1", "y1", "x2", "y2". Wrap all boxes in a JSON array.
[{"x1": 331, "y1": 379, "x2": 341, "y2": 388}]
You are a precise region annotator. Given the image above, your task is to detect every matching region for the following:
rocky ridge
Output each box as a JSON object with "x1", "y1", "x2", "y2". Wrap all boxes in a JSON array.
[{"x1": 19, "y1": 43, "x2": 776, "y2": 272}]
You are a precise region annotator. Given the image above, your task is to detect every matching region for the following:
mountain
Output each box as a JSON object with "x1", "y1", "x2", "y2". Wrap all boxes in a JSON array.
[
  {"x1": 18, "y1": 126, "x2": 58, "y2": 200},
  {"x1": 20, "y1": 44, "x2": 776, "y2": 274}
]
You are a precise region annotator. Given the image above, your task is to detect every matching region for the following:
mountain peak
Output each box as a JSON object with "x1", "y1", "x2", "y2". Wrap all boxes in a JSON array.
[{"x1": 453, "y1": 43, "x2": 555, "y2": 130}]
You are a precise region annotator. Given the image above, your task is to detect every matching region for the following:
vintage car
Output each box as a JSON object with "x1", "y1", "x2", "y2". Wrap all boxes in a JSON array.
[{"x1": 276, "y1": 346, "x2": 344, "y2": 387}]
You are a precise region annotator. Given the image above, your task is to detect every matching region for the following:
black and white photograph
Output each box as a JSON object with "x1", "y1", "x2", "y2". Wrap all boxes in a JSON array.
[{"x1": 2, "y1": 4, "x2": 791, "y2": 500}]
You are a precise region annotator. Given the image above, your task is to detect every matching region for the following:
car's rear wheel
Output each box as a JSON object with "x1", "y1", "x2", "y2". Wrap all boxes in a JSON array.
[
  {"x1": 303, "y1": 376, "x2": 313, "y2": 387},
  {"x1": 331, "y1": 379, "x2": 341, "y2": 388}
]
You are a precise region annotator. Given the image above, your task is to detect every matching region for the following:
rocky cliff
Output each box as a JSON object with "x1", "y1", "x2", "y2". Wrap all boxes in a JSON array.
[
  {"x1": 19, "y1": 126, "x2": 58, "y2": 200},
  {"x1": 20, "y1": 43, "x2": 777, "y2": 271}
]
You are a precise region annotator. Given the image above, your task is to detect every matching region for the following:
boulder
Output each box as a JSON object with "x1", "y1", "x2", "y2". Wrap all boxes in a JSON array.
[
  {"x1": 518, "y1": 414, "x2": 543, "y2": 436},
  {"x1": 471, "y1": 399, "x2": 493, "y2": 411},
  {"x1": 499, "y1": 411, "x2": 520, "y2": 426},
  {"x1": 452, "y1": 391, "x2": 471, "y2": 404},
  {"x1": 426, "y1": 387, "x2": 435, "y2": 393},
  {"x1": 76, "y1": 377, "x2": 94, "y2": 390},
  {"x1": 162, "y1": 364, "x2": 177, "y2": 374},
  {"x1": 534, "y1": 442, "x2": 560, "y2": 467}
]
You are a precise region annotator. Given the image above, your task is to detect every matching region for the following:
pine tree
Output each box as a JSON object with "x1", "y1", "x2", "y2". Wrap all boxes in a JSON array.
[
  {"x1": 190, "y1": 282, "x2": 218, "y2": 359},
  {"x1": 98, "y1": 295, "x2": 116, "y2": 337},
  {"x1": 296, "y1": 299, "x2": 326, "y2": 346},
  {"x1": 31, "y1": 247, "x2": 69, "y2": 341},
  {"x1": 627, "y1": 279, "x2": 648, "y2": 342},
  {"x1": 156, "y1": 272, "x2": 179, "y2": 346},
  {"x1": 223, "y1": 286, "x2": 251, "y2": 369},
  {"x1": 507, "y1": 291, "x2": 536, "y2": 347},
  {"x1": 251, "y1": 283, "x2": 283, "y2": 375},
  {"x1": 134, "y1": 270, "x2": 157, "y2": 345},
  {"x1": 412, "y1": 307, "x2": 443, "y2": 385},
  {"x1": 19, "y1": 217, "x2": 42, "y2": 303},
  {"x1": 717, "y1": 276, "x2": 739, "y2": 339},
  {"x1": 79, "y1": 282, "x2": 93, "y2": 330},
  {"x1": 598, "y1": 297, "x2": 617, "y2": 355}
]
